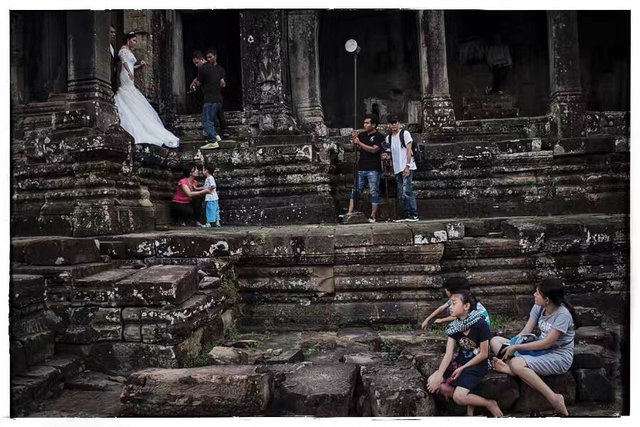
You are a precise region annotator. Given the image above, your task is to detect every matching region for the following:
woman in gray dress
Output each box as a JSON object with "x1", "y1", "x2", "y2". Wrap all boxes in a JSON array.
[{"x1": 490, "y1": 279, "x2": 576, "y2": 416}]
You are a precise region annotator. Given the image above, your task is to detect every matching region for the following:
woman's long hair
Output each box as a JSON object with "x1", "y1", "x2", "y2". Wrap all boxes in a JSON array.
[{"x1": 538, "y1": 278, "x2": 579, "y2": 327}]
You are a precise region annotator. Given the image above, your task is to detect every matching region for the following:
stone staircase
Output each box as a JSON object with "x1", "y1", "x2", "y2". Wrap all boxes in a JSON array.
[
  {"x1": 328, "y1": 122, "x2": 628, "y2": 221},
  {"x1": 9, "y1": 212, "x2": 628, "y2": 416},
  {"x1": 134, "y1": 113, "x2": 336, "y2": 227}
]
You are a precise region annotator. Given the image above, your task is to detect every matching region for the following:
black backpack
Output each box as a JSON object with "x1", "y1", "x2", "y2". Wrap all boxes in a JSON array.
[{"x1": 386, "y1": 130, "x2": 422, "y2": 166}]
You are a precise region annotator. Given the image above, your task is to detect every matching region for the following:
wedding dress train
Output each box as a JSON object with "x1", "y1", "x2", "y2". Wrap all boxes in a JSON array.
[{"x1": 114, "y1": 48, "x2": 179, "y2": 148}]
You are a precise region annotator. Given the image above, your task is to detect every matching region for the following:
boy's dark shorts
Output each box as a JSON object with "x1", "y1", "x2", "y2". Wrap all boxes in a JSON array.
[{"x1": 444, "y1": 361, "x2": 489, "y2": 391}]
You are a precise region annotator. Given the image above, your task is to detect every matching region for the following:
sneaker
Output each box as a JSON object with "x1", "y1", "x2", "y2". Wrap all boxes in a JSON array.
[
  {"x1": 200, "y1": 141, "x2": 219, "y2": 150},
  {"x1": 368, "y1": 217, "x2": 376, "y2": 223},
  {"x1": 215, "y1": 135, "x2": 222, "y2": 142},
  {"x1": 393, "y1": 218, "x2": 407, "y2": 223},
  {"x1": 201, "y1": 223, "x2": 211, "y2": 228},
  {"x1": 214, "y1": 221, "x2": 221, "y2": 227},
  {"x1": 405, "y1": 216, "x2": 419, "y2": 222}
]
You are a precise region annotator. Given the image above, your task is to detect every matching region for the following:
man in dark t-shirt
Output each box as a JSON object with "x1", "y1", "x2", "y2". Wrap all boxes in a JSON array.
[
  {"x1": 206, "y1": 48, "x2": 227, "y2": 132},
  {"x1": 347, "y1": 114, "x2": 385, "y2": 222},
  {"x1": 191, "y1": 50, "x2": 224, "y2": 148}
]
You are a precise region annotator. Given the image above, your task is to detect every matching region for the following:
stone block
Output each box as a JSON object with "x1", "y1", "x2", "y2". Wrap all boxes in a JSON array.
[
  {"x1": 10, "y1": 274, "x2": 45, "y2": 309},
  {"x1": 334, "y1": 224, "x2": 373, "y2": 247},
  {"x1": 359, "y1": 361, "x2": 435, "y2": 416},
  {"x1": 335, "y1": 244, "x2": 444, "y2": 265},
  {"x1": 60, "y1": 307, "x2": 122, "y2": 343},
  {"x1": 445, "y1": 222, "x2": 465, "y2": 240},
  {"x1": 474, "y1": 371, "x2": 520, "y2": 411},
  {"x1": 306, "y1": 349, "x2": 347, "y2": 364},
  {"x1": 238, "y1": 265, "x2": 334, "y2": 294},
  {"x1": 513, "y1": 372, "x2": 576, "y2": 413},
  {"x1": 574, "y1": 368, "x2": 613, "y2": 402},
  {"x1": 12, "y1": 365, "x2": 63, "y2": 403},
  {"x1": 410, "y1": 223, "x2": 448, "y2": 245},
  {"x1": 20, "y1": 331, "x2": 55, "y2": 366},
  {"x1": 443, "y1": 238, "x2": 522, "y2": 259},
  {"x1": 10, "y1": 341, "x2": 27, "y2": 376},
  {"x1": 56, "y1": 342, "x2": 180, "y2": 375},
  {"x1": 75, "y1": 265, "x2": 198, "y2": 307},
  {"x1": 42, "y1": 354, "x2": 85, "y2": 381},
  {"x1": 264, "y1": 348, "x2": 305, "y2": 364},
  {"x1": 21, "y1": 237, "x2": 100, "y2": 265},
  {"x1": 208, "y1": 346, "x2": 249, "y2": 365},
  {"x1": 574, "y1": 306, "x2": 603, "y2": 327},
  {"x1": 153, "y1": 234, "x2": 240, "y2": 258},
  {"x1": 342, "y1": 351, "x2": 387, "y2": 366},
  {"x1": 337, "y1": 327, "x2": 382, "y2": 351},
  {"x1": 370, "y1": 224, "x2": 413, "y2": 246},
  {"x1": 98, "y1": 240, "x2": 127, "y2": 259},
  {"x1": 122, "y1": 291, "x2": 225, "y2": 344},
  {"x1": 575, "y1": 326, "x2": 614, "y2": 349},
  {"x1": 269, "y1": 363, "x2": 358, "y2": 416},
  {"x1": 572, "y1": 344, "x2": 605, "y2": 370},
  {"x1": 411, "y1": 350, "x2": 441, "y2": 378},
  {"x1": 121, "y1": 366, "x2": 273, "y2": 416},
  {"x1": 65, "y1": 371, "x2": 123, "y2": 391}
]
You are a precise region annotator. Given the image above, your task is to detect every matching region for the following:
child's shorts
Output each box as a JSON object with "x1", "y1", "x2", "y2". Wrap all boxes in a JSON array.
[
  {"x1": 206, "y1": 200, "x2": 220, "y2": 223},
  {"x1": 444, "y1": 361, "x2": 489, "y2": 391}
]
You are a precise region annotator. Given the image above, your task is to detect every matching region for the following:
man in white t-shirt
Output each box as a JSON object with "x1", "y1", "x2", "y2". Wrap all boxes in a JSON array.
[{"x1": 382, "y1": 117, "x2": 419, "y2": 222}]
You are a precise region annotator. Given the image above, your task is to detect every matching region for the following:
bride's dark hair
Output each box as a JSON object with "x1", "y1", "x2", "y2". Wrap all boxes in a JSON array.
[{"x1": 123, "y1": 32, "x2": 136, "y2": 44}]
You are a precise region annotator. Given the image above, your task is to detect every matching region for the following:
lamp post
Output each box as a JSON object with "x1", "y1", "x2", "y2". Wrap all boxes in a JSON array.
[
  {"x1": 344, "y1": 39, "x2": 361, "y2": 129},
  {"x1": 341, "y1": 39, "x2": 367, "y2": 223}
]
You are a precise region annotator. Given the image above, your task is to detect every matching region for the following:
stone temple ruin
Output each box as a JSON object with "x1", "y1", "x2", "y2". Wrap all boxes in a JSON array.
[{"x1": 9, "y1": 9, "x2": 629, "y2": 417}]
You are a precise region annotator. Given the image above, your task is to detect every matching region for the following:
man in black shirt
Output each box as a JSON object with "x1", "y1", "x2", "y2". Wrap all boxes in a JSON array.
[
  {"x1": 206, "y1": 48, "x2": 227, "y2": 132},
  {"x1": 109, "y1": 25, "x2": 118, "y2": 93},
  {"x1": 347, "y1": 114, "x2": 384, "y2": 222},
  {"x1": 191, "y1": 50, "x2": 225, "y2": 149}
]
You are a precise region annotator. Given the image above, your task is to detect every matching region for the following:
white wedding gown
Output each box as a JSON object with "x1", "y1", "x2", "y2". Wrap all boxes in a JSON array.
[{"x1": 115, "y1": 48, "x2": 179, "y2": 148}]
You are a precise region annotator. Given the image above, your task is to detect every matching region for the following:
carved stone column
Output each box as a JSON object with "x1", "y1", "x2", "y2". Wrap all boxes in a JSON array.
[
  {"x1": 419, "y1": 10, "x2": 455, "y2": 130},
  {"x1": 240, "y1": 10, "x2": 298, "y2": 134},
  {"x1": 288, "y1": 10, "x2": 327, "y2": 136},
  {"x1": 547, "y1": 11, "x2": 586, "y2": 138}
]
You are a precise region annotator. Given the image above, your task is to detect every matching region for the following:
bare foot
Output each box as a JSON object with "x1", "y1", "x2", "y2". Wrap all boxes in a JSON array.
[
  {"x1": 487, "y1": 400, "x2": 504, "y2": 417},
  {"x1": 552, "y1": 393, "x2": 568, "y2": 416},
  {"x1": 491, "y1": 357, "x2": 511, "y2": 375}
]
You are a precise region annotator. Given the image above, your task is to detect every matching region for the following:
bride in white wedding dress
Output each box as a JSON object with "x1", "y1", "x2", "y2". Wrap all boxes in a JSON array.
[{"x1": 115, "y1": 32, "x2": 179, "y2": 148}]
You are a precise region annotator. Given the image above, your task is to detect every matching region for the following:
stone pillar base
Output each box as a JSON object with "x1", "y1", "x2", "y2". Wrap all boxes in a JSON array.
[
  {"x1": 298, "y1": 107, "x2": 328, "y2": 136},
  {"x1": 422, "y1": 95, "x2": 456, "y2": 129},
  {"x1": 247, "y1": 107, "x2": 298, "y2": 135},
  {"x1": 550, "y1": 90, "x2": 586, "y2": 138}
]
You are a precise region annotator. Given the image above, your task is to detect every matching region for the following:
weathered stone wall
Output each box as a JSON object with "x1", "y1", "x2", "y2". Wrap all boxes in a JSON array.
[{"x1": 329, "y1": 119, "x2": 628, "y2": 221}]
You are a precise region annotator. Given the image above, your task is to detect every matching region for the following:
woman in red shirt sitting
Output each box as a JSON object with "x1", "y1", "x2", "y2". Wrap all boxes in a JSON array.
[{"x1": 170, "y1": 165, "x2": 211, "y2": 226}]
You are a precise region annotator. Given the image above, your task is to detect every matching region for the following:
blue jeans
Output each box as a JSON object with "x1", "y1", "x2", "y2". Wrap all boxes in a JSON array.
[
  {"x1": 351, "y1": 170, "x2": 381, "y2": 206},
  {"x1": 395, "y1": 170, "x2": 418, "y2": 217},
  {"x1": 202, "y1": 102, "x2": 221, "y2": 141}
]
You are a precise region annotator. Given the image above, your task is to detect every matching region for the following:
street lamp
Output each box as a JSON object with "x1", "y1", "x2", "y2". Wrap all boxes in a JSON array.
[
  {"x1": 341, "y1": 39, "x2": 367, "y2": 223},
  {"x1": 344, "y1": 39, "x2": 361, "y2": 129}
]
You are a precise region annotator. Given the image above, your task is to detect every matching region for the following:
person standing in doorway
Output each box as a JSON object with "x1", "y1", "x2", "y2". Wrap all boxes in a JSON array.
[
  {"x1": 205, "y1": 48, "x2": 227, "y2": 133},
  {"x1": 191, "y1": 50, "x2": 222, "y2": 149},
  {"x1": 347, "y1": 114, "x2": 385, "y2": 223},
  {"x1": 384, "y1": 117, "x2": 419, "y2": 222},
  {"x1": 109, "y1": 25, "x2": 118, "y2": 93}
]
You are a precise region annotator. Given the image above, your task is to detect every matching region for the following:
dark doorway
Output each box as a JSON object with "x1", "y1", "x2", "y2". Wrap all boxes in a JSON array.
[
  {"x1": 182, "y1": 10, "x2": 243, "y2": 114},
  {"x1": 578, "y1": 11, "x2": 630, "y2": 111},
  {"x1": 18, "y1": 11, "x2": 67, "y2": 104},
  {"x1": 319, "y1": 10, "x2": 421, "y2": 128},
  {"x1": 445, "y1": 11, "x2": 549, "y2": 119}
]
